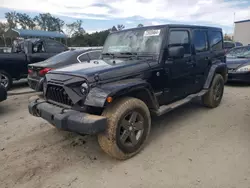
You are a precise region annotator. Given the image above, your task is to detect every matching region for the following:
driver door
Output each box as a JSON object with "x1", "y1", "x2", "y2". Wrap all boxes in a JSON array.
[{"x1": 163, "y1": 29, "x2": 196, "y2": 103}]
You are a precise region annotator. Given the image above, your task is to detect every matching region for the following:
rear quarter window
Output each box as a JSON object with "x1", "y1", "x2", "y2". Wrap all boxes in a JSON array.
[{"x1": 193, "y1": 30, "x2": 208, "y2": 53}]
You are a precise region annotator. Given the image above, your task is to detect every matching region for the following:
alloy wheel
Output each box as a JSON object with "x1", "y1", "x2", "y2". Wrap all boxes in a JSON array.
[
  {"x1": 213, "y1": 80, "x2": 222, "y2": 101},
  {"x1": 119, "y1": 111, "x2": 144, "y2": 147}
]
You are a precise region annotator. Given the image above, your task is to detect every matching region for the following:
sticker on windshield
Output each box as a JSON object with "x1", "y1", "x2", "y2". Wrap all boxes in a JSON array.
[{"x1": 144, "y1": 29, "x2": 161, "y2": 37}]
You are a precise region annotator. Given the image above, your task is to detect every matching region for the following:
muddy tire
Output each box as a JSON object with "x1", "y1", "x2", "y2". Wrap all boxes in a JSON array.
[
  {"x1": 0, "y1": 70, "x2": 12, "y2": 90},
  {"x1": 202, "y1": 74, "x2": 224, "y2": 108},
  {"x1": 98, "y1": 97, "x2": 151, "y2": 160}
]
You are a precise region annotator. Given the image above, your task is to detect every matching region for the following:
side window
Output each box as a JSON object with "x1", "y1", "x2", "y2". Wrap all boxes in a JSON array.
[
  {"x1": 169, "y1": 30, "x2": 190, "y2": 54},
  {"x1": 88, "y1": 51, "x2": 101, "y2": 59},
  {"x1": 208, "y1": 31, "x2": 223, "y2": 50},
  {"x1": 193, "y1": 30, "x2": 208, "y2": 53},
  {"x1": 78, "y1": 54, "x2": 90, "y2": 62}
]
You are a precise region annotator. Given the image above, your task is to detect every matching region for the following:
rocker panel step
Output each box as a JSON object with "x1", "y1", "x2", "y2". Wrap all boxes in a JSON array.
[{"x1": 152, "y1": 89, "x2": 208, "y2": 116}]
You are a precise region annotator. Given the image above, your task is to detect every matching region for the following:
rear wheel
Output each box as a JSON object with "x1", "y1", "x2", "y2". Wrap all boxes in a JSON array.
[
  {"x1": 0, "y1": 71, "x2": 12, "y2": 90},
  {"x1": 98, "y1": 97, "x2": 151, "y2": 160},
  {"x1": 202, "y1": 74, "x2": 224, "y2": 108}
]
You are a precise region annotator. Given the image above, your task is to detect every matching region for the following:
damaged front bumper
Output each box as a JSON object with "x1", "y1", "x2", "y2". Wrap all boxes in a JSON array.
[{"x1": 28, "y1": 97, "x2": 107, "y2": 135}]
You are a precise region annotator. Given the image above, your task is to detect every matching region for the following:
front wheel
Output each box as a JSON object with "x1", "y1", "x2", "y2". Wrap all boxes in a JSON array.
[
  {"x1": 202, "y1": 74, "x2": 224, "y2": 108},
  {"x1": 98, "y1": 97, "x2": 151, "y2": 160}
]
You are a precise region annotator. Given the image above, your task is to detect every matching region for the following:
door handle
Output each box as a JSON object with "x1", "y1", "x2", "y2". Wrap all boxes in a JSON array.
[{"x1": 205, "y1": 56, "x2": 210, "y2": 60}]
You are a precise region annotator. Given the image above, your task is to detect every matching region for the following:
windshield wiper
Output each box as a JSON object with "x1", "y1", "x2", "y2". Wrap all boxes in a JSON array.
[
  {"x1": 119, "y1": 52, "x2": 138, "y2": 56},
  {"x1": 102, "y1": 53, "x2": 115, "y2": 59},
  {"x1": 237, "y1": 56, "x2": 246, "y2": 58}
]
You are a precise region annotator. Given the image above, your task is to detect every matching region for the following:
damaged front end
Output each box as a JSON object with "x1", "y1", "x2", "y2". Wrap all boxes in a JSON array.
[{"x1": 28, "y1": 73, "x2": 107, "y2": 135}]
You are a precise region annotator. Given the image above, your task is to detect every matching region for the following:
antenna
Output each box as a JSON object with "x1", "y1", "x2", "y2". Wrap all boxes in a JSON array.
[{"x1": 233, "y1": 12, "x2": 236, "y2": 41}]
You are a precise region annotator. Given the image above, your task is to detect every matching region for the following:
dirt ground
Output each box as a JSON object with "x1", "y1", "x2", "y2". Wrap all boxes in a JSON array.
[{"x1": 1, "y1": 85, "x2": 250, "y2": 188}]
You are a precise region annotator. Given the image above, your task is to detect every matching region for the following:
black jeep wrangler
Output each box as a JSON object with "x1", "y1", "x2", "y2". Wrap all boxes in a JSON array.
[{"x1": 28, "y1": 24, "x2": 227, "y2": 160}]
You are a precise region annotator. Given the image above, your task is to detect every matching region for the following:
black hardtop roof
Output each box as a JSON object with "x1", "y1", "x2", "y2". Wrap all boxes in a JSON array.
[
  {"x1": 112, "y1": 24, "x2": 222, "y2": 33},
  {"x1": 166, "y1": 24, "x2": 222, "y2": 30}
]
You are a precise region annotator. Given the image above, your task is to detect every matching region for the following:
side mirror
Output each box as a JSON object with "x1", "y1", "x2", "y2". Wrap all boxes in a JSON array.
[{"x1": 168, "y1": 46, "x2": 185, "y2": 59}]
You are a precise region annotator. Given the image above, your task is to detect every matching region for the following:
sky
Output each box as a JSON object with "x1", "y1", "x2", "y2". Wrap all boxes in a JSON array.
[{"x1": 0, "y1": 0, "x2": 250, "y2": 34}]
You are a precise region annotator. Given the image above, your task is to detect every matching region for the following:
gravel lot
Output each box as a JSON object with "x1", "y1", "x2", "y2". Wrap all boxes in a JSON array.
[{"x1": 1, "y1": 85, "x2": 250, "y2": 188}]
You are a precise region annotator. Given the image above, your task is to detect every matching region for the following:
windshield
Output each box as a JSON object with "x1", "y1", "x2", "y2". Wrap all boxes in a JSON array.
[
  {"x1": 226, "y1": 46, "x2": 250, "y2": 58},
  {"x1": 102, "y1": 27, "x2": 165, "y2": 55}
]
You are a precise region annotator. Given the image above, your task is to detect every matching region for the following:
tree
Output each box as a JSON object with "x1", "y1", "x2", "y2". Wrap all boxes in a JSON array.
[
  {"x1": 69, "y1": 29, "x2": 109, "y2": 47},
  {"x1": 0, "y1": 22, "x2": 9, "y2": 36},
  {"x1": 224, "y1": 34, "x2": 232, "y2": 41},
  {"x1": 53, "y1": 17, "x2": 65, "y2": 33},
  {"x1": 137, "y1": 24, "x2": 144, "y2": 27},
  {"x1": 1, "y1": 11, "x2": 119, "y2": 47},
  {"x1": 117, "y1": 24, "x2": 125, "y2": 31},
  {"x1": 34, "y1": 13, "x2": 48, "y2": 31},
  {"x1": 5, "y1": 12, "x2": 17, "y2": 28},
  {"x1": 66, "y1": 20, "x2": 85, "y2": 37},
  {"x1": 34, "y1": 13, "x2": 64, "y2": 32},
  {"x1": 16, "y1": 13, "x2": 35, "y2": 29},
  {"x1": 0, "y1": 22, "x2": 9, "y2": 47},
  {"x1": 110, "y1": 26, "x2": 118, "y2": 32}
]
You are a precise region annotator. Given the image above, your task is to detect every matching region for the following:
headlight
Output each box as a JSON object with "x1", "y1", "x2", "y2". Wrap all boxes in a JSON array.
[
  {"x1": 236, "y1": 65, "x2": 250, "y2": 72},
  {"x1": 80, "y1": 82, "x2": 89, "y2": 94}
]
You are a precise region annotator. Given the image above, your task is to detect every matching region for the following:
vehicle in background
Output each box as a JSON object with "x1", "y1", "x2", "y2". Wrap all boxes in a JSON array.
[
  {"x1": 28, "y1": 48, "x2": 102, "y2": 92},
  {"x1": 29, "y1": 24, "x2": 227, "y2": 160},
  {"x1": 226, "y1": 45, "x2": 250, "y2": 82},
  {"x1": 0, "y1": 38, "x2": 68, "y2": 90},
  {"x1": 224, "y1": 40, "x2": 243, "y2": 53}
]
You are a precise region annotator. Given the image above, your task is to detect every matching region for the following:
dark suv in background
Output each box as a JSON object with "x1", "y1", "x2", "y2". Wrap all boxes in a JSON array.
[{"x1": 29, "y1": 24, "x2": 227, "y2": 160}]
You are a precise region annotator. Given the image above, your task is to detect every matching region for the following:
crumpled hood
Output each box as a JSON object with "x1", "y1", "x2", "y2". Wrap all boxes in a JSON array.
[
  {"x1": 226, "y1": 57, "x2": 250, "y2": 69},
  {"x1": 50, "y1": 58, "x2": 151, "y2": 81}
]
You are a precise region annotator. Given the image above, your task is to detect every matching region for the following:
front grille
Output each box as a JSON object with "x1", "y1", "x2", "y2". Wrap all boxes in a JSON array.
[{"x1": 46, "y1": 85, "x2": 74, "y2": 106}]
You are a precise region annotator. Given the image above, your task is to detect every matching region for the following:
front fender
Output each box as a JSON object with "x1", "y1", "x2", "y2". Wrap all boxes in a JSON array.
[
  {"x1": 203, "y1": 60, "x2": 227, "y2": 89},
  {"x1": 84, "y1": 78, "x2": 158, "y2": 108}
]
